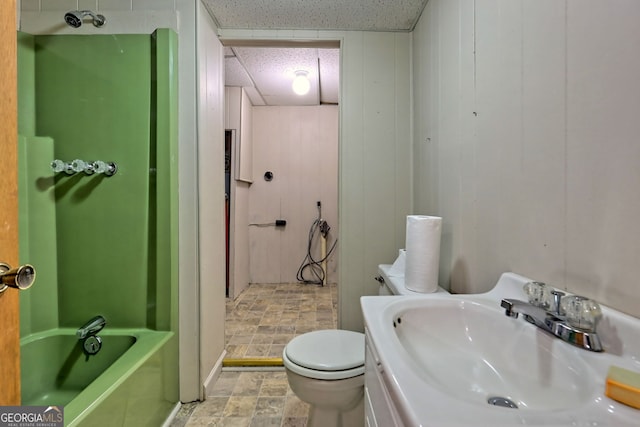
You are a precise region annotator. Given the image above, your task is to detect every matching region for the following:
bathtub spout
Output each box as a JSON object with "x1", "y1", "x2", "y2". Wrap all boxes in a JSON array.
[{"x1": 77, "y1": 315, "x2": 106, "y2": 340}]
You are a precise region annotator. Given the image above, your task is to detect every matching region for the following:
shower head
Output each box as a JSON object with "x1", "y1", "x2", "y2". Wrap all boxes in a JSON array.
[{"x1": 64, "y1": 10, "x2": 106, "y2": 28}]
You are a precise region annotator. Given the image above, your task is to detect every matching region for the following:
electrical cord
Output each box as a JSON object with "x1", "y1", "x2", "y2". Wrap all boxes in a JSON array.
[{"x1": 296, "y1": 218, "x2": 338, "y2": 285}]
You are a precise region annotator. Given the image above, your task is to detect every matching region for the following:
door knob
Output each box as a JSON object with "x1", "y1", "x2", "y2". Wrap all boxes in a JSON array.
[{"x1": 0, "y1": 262, "x2": 36, "y2": 293}]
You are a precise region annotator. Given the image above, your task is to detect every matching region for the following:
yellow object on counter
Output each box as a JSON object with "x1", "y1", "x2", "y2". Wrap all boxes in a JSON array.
[{"x1": 605, "y1": 365, "x2": 640, "y2": 409}]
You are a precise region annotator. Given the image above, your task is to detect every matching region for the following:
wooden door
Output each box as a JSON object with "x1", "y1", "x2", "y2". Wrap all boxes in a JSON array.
[{"x1": 0, "y1": 0, "x2": 21, "y2": 405}]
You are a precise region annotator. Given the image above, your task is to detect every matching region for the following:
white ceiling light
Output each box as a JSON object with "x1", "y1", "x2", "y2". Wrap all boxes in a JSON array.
[{"x1": 292, "y1": 70, "x2": 310, "y2": 95}]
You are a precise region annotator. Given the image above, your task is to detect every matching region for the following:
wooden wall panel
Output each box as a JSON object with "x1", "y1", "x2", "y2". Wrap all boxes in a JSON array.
[
  {"x1": 565, "y1": 1, "x2": 640, "y2": 312},
  {"x1": 339, "y1": 31, "x2": 412, "y2": 331},
  {"x1": 413, "y1": 0, "x2": 640, "y2": 318},
  {"x1": 197, "y1": 3, "x2": 226, "y2": 398},
  {"x1": 250, "y1": 106, "x2": 339, "y2": 284}
]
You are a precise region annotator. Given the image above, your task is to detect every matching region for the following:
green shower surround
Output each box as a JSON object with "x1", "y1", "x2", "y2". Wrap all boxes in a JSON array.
[
  {"x1": 36, "y1": 34, "x2": 156, "y2": 328},
  {"x1": 18, "y1": 29, "x2": 179, "y2": 425},
  {"x1": 17, "y1": 32, "x2": 36, "y2": 136},
  {"x1": 18, "y1": 135, "x2": 59, "y2": 334}
]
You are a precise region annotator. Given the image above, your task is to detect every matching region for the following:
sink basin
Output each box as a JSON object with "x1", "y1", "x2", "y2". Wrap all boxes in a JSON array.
[
  {"x1": 393, "y1": 299, "x2": 594, "y2": 411},
  {"x1": 362, "y1": 272, "x2": 640, "y2": 426}
]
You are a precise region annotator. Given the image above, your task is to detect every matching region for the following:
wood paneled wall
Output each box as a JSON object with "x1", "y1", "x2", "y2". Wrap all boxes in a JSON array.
[
  {"x1": 413, "y1": 0, "x2": 640, "y2": 317},
  {"x1": 250, "y1": 106, "x2": 339, "y2": 285},
  {"x1": 339, "y1": 32, "x2": 412, "y2": 331}
]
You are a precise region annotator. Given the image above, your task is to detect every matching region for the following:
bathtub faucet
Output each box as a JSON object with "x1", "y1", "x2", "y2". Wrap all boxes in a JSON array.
[
  {"x1": 77, "y1": 315, "x2": 106, "y2": 357},
  {"x1": 77, "y1": 315, "x2": 106, "y2": 339}
]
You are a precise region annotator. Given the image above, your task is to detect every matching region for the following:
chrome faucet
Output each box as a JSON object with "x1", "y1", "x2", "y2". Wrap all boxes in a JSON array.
[
  {"x1": 501, "y1": 287, "x2": 603, "y2": 352},
  {"x1": 77, "y1": 315, "x2": 106, "y2": 357},
  {"x1": 76, "y1": 315, "x2": 106, "y2": 339}
]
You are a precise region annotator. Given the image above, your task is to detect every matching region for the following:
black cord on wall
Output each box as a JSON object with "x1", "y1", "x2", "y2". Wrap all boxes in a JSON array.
[{"x1": 296, "y1": 218, "x2": 338, "y2": 286}]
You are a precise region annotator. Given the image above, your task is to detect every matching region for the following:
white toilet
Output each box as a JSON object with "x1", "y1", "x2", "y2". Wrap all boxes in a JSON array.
[{"x1": 283, "y1": 329, "x2": 365, "y2": 427}]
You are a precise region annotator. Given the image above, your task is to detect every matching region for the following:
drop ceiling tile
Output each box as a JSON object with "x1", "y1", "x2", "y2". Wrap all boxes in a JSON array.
[
  {"x1": 225, "y1": 46, "x2": 341, "y2": 106},
  {"x1": 205, "y1": 0, "x2": 428, "y2": 32},
  {"x1": 215, "y1": 0, "x2": 426, "y2": 106},
  {"x1": 234, "y1": 47, "x2": 320, "y2": 105},
  {"x1": 225, "y1": 56, "x2": 255, "y2": 88}
]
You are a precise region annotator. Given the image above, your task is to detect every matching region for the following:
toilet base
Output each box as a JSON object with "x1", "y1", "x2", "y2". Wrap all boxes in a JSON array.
[
  {"x1": 308, "y1": 396, "x2": 364, "y2": 427},
  {"x1": 285, "y1": 368, "x2": 364, "y2": 427}
]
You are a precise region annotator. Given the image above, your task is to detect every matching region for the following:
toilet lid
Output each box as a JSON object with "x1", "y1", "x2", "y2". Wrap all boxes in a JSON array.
[{"x1": 285, "y1": 329, "x2": 365, "y2": 371}]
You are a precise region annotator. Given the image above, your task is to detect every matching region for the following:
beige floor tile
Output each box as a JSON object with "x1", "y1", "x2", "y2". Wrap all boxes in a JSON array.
[
  {"x1": 281, "y1": 417, "x2": 307, "y2": 427},
  {"x1": 226, "y1": 344, "x2": 248, "y2": 358},
  {"x1": 219, "y1": 417, "x2": 252, "y2": 427},
  {"x1": 177, "y1": 283, "x2": 336, "y2": 426},
  {"x1": 232, "y1": 373, "x2": 263, "y2": 396},
  {"x1": 249, "y1": 417, "x2": 282, "y2": 427},
  {"x1": 245, "y1": 344, "x2": 271, "y2": 357},
  {"x1": 272, "y1": 334, "x2": 294, "y2": 345},
  {"x1": 191, "y1": 397, "x2": 230, "y2": 418},
  {"x1": 254, "y1": 397, "x2": 285, "y2": 417},
  {"x1": 209, "y1": 377, "x2": 239, "y2": 397},
  {"x1": 228, "y1": 335, "x2": 254, "y2": 345},
  {"x1": 223, "y1": 396, "x2": 259, "y2": 418},
  {"x1": 250, "y1": 334, "x2": 273, "y2": 345},
  {"x1": 282, "y1": 396, "x2": 310, "y2": 418},
  {"x1": 267, "y1": 344, "x2": 285, "y2": 357},
  {"x1": 259, "y1": 379, "x2": 289, "y2": 397},
  {"x1": 184, "y1": 417, "x2": 220, "y2": 426}
]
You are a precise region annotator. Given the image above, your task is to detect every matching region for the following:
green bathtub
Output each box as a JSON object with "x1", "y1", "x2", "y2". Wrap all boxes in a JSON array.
[{"x1": 21, "y1": 328, "x2": 175, "y2": 426}]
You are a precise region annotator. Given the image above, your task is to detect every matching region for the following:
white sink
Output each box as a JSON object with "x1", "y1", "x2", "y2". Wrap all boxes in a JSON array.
[
  {"x1": 362, "y1": 272, "x2": 640, "y2": 426},
  {"x1": 394, "y1": 299, "x2": 595, "y2": 411}
]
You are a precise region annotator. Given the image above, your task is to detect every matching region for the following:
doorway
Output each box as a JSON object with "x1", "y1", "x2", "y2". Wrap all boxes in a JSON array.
[{"x1": 223, "y1": 43, "x2": 340, "y2": 363}]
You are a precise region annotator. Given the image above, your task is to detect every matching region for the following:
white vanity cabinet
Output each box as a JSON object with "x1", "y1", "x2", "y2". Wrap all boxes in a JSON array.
[{"x1": 364, "y1": 328, "x2": 404, "y2": 427}]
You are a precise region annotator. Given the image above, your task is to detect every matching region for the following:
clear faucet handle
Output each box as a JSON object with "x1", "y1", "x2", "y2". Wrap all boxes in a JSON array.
[
  {"x1": 92, "y1": 160, "x2": 117, "y2": 176},
  {"x1": 70, "y1": 159, "x2": 88, "y2": 173},
  {"x1": 561, "y1": 295, "x2": 602, "y2": 332},
  {"x1": 51, "y1": 159, "x2": 66, "y2": 173},
  {"x1": 523, "y1": 281, "x2": 551, "y2": 309},
  {"x1": 93, "y1": 160, "x2": 108, "y2": 174}
]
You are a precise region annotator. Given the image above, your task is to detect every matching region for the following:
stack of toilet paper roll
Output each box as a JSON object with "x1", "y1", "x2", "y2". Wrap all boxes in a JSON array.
[{"x1": 404, "y1": 215, "x2": 442, "y2": 293}]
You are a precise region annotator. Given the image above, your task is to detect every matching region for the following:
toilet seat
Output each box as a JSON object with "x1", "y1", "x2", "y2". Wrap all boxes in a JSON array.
[{"x1": 283, "y1": 330, "x2": 365, "y2": 380}]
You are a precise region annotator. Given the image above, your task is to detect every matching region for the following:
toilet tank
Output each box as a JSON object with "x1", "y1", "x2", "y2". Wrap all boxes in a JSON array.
[
  {"x1": 376, "y1": 265, "x2": 395, "y2": 295},
  {"x1": 376, "y1": 264, "x2": 449, "y2": 296}
]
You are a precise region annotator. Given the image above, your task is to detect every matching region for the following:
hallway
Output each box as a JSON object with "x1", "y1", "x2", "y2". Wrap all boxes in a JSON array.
[{"x1": 225, "y1": 282, "x2": 338, "y2": 359}]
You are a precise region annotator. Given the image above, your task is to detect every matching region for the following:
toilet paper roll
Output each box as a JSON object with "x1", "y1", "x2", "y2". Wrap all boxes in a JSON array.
[{"x1": 404, "y1": 215, "x2": 442, "y2": 293}]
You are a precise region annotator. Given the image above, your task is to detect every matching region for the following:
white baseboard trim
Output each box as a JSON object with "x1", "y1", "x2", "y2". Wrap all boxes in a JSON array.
[
  {"x1": 202, "y1": 350, "x2": 226, "y2": 399},
  {"x1": 162, "y1": 402, "x2": 182, "y2": 427}
]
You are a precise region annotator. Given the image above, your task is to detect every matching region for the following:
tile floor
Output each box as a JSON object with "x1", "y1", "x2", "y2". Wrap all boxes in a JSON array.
[
  {"x1": 171, "y1": 282, "x2": 338, "y2": 427},
  {"x1": 225, "y1": 282, "x2": 338, "y2": 359},
  {"x1": 170, "y1": 371, "x2": 309, "y2": 427}
]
